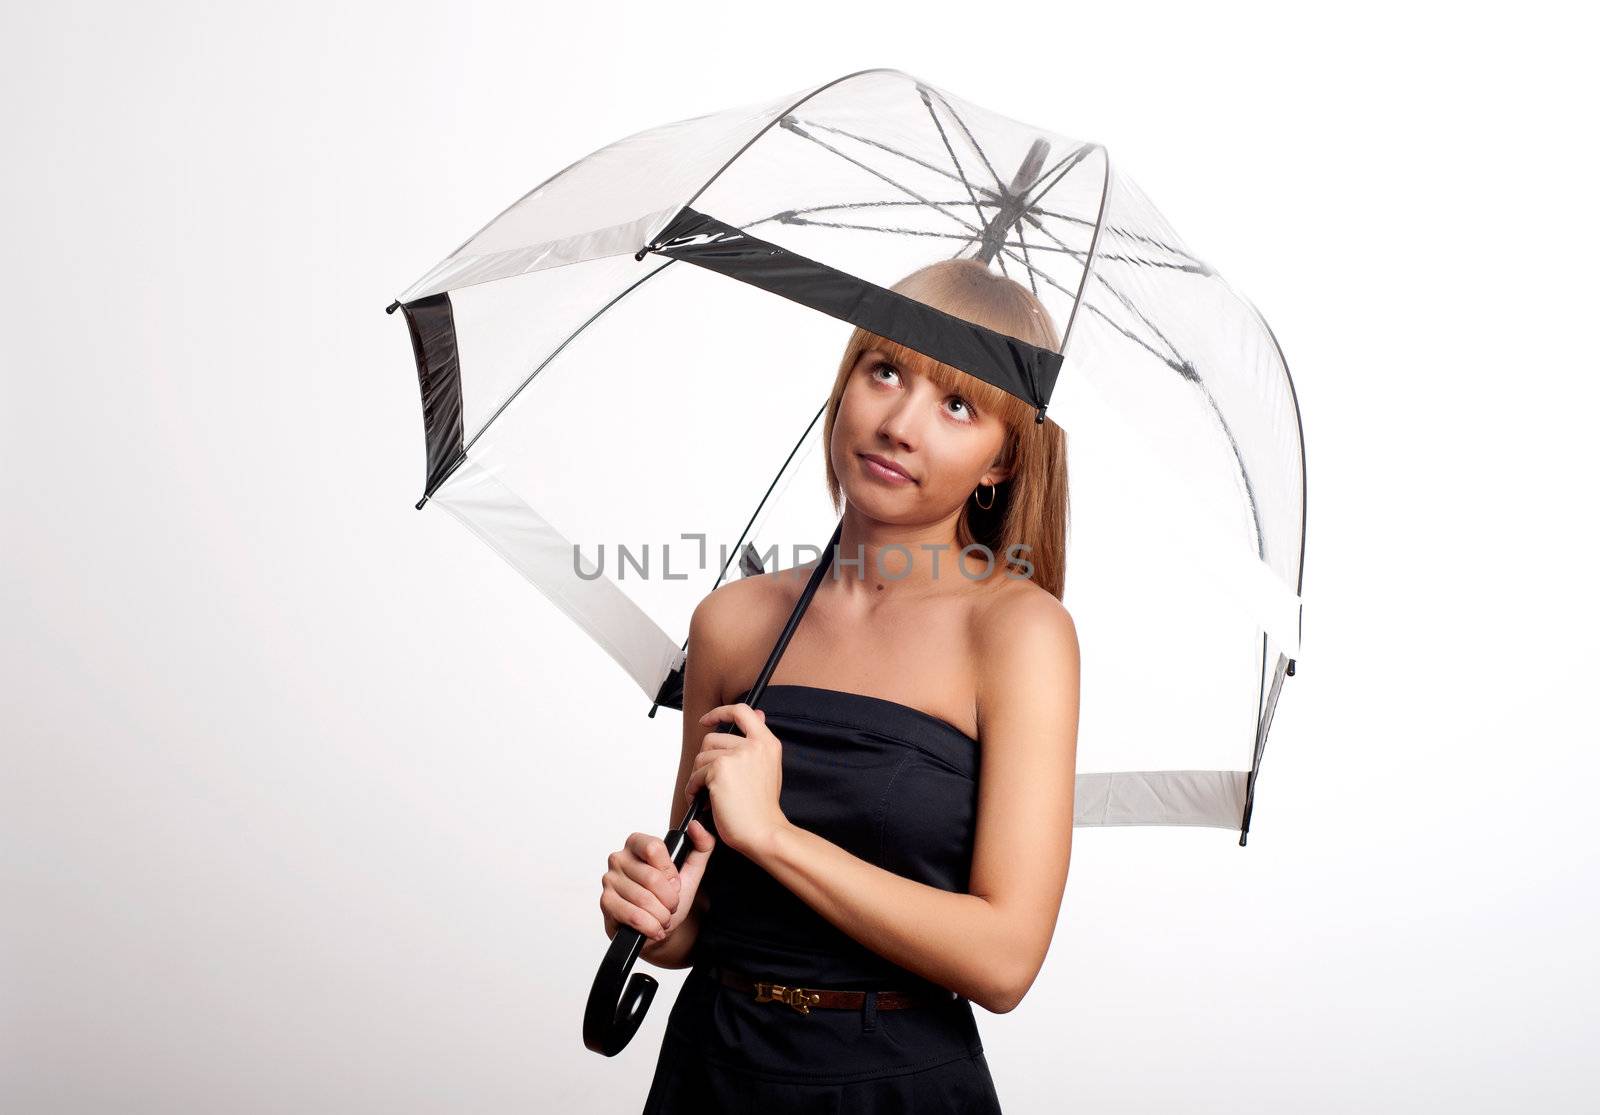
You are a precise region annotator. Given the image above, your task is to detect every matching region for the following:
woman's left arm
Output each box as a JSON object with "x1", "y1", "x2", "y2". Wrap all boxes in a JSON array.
[{"x1": 692, "y1": 591, "x2": 1080, "y2": 1014}]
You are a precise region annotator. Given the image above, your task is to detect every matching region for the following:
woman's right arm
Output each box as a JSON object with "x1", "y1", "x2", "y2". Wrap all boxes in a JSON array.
[{"x1": 636, "y1": 591, "x2": 735, "y2": 969}]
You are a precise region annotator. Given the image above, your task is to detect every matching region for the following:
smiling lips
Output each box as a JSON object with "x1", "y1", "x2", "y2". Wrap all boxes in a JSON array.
[{"x1": 860, "y1": 452, "x2": 915, "y2": 485}]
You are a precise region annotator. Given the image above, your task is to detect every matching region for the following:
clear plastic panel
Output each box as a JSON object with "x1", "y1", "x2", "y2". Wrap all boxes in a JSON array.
[{"x1": 398, "y1": 78, "x2": 822, "y2": 302}]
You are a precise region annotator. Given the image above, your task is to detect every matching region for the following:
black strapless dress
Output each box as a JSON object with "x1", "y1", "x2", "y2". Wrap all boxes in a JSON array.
[{"x1": 641, "y1": 683, "x2": 1003, "y2": 1113}]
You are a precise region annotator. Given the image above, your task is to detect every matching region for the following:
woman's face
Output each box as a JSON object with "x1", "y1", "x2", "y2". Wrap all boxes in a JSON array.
[{"x1": 832, "y1": 345, "x2": 1011, "y2": 524}]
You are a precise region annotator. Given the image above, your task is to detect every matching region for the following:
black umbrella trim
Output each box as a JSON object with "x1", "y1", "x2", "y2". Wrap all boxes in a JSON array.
[
  {"x1": 640, "y1": 206, "x2": 1060, "y2": 422},
  {"x1": 396, "y1": 293, "x2": 466, "y2": 507}
]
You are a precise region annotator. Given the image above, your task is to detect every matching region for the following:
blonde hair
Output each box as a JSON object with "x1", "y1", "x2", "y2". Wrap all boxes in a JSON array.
[{"x1": 822, "y1": 259, "x2": 1069, "y2": 599}]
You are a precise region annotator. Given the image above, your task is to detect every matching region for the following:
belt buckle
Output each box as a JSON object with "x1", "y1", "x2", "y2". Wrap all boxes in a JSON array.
[{"x1": 753, "y1": 980, "x2": 821, "y2": 1015}]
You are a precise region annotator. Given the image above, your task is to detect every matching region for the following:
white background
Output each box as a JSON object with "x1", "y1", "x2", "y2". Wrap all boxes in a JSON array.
[{"x1": 3, "y1": 2, "x2": 1596, "y2": 1112}]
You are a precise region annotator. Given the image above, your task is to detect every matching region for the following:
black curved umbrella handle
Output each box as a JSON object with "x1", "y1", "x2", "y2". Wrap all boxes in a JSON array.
[
  {"x1": 582, "y1": 518, "x2": 842, "y2": 1057},
  {"x1": 582, "y1": 788, "x2": 715, "y2": 1056}
]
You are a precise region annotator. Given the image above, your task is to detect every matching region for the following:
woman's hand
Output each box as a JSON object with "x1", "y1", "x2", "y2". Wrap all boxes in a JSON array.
[
  {"x1": 600, "y1": 821, "x2": 715, "y2": 943},
  {"x1": 684, "y1": 703, "x2": 791, "y2": 859}
]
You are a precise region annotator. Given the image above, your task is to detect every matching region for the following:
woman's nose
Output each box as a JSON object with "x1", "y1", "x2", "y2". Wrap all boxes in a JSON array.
[{"x1": 877, "y1": 391, "x2": 926, "y2": 448}]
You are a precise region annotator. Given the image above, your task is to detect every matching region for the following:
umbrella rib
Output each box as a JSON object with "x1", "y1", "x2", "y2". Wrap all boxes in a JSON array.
[
  {"x1": 921, "y1": 85, "x2": 1006, "y2": 190},
  {"x1": 770, "y1": 214, "x2": 1199, "y2": 278},
  {"x1": 1020, "y1": 143, "x2": 1097, "y2": 211},
  {"x1": 1014, "y1": 219, "x2": 1039, "y2": 294},
  {"x1": 765, "y1": 216, "x2": 992, "y2": 240},
  {"x1": 781, "y1": 199, "x2": 1008, "y2": 218},
  {"x1": 917, "y1": 87, "x2": 989, "y2": 245},
  {"x1": 1077, "y1": 294, "x2": 1194, "y2": 375},
  {"x1": 1020, "y1": 211, "x2": 1190, "y2": 366},
  {"x1": 1091, "y1": 270, "x2": 1188, "y2": 365},
  {"x1": 787, "y1": 117, "x2": 1007, "y2": 203},
  {"x1": 781, "y1": 115, "x2": 1041, "y2": 277},
  {"x1": 1000, "y1": 148, "x2": 1085, "y2": 241},
  {"x1": 928, "y1": 99, "x2": 1049, "y2": 291},
  {"x1": 912, "y1": 86, "x2": 1011, "y2": 277},
  {"x1": 1091, "y1": 222, "x2": 1207, "y2": 271},
  {"x1": 744, "y1": 211, "x2": 1198, "y2": 272},
  {"x1": 991, "y1": 229, "x2": 1187, "y2": 373},
  {"x1": 780, "y1": 118, "x2": 994, "y2": 243},
  {"x1": 765, "y1": 207, "x2": 1203, "y2": 286},
  {"x1": 674, "y1": 67, "x2": 919, "y2": 217},
  {"x1": 1084, "y1": 250, "x2": 1209, "y2": 274},
  {"x1": 999, "y1": 150, "x2": 1044, "y2": 293},
  {"x1": 734, "y1": 208, "x2": 1076, "y2": 303},
  {"x1": 1029, "y1": 205, "x2": 1207, "y2": 271},
  {"x1": 917, "y1": 85, "x2": 1040, "y2": 288},
  {"x1": 1003, "y1": 236, "x2": 1208, "y2": 272},
  {"x1": 993, "y1": 199, "x2": 1208, "y2": 272}
]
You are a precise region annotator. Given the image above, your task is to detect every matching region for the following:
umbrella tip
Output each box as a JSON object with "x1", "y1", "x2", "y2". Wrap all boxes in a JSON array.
[
  {"x1": 385, "y1": 300, "x2": 400, "y2": 315},
  {"x1": 1034, "y1": 405, "x2": 1048, "y2": 424},
  {"x1": 1286, "y1": 659, "x2": 1296, "y2": 677}
]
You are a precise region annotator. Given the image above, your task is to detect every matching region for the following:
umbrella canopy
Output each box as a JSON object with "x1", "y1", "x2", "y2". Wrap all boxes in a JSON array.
[{"x1": 388, "y1": 67, "x2": 1305, "y2": 844}]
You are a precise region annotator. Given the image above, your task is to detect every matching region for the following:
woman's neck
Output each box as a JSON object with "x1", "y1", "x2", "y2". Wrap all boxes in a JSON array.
[{"x1": 828, "y1": 510, "x2": 979, "y2": 600}]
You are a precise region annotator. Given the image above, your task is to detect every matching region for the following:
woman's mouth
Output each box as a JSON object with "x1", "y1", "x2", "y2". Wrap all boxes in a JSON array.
[{"x1": 859, "y1": 453, "x2": 915, "y2": 485}]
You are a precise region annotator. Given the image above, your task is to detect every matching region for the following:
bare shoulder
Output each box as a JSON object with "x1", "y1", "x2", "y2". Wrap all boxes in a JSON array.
[
  {"x1": 687, "y1": 567, "x2": 808, "y2": 702},
  {"x1": 974, "y1": 576, "x2": 1078, "y2": 656},
  {"x1": 971, "y1": 577, "x2": 1081, "y2": 726},
  {"x1": 690, "y1": 564, "x2": 804, "y2": 635}
]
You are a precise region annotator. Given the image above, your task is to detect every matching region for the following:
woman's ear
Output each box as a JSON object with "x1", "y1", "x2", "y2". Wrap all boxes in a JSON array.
[
  {"x1": 986, "y1": 438, "x2": 1019, "y2": 485},
  {"x1": 985, "y1": 460, "x2": 1015, "y2": 486}
]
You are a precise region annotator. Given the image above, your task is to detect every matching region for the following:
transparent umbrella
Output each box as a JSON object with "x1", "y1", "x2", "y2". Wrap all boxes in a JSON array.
[{"x1": 385, "y1": 67, "x2": 1306, "y2": 1056}]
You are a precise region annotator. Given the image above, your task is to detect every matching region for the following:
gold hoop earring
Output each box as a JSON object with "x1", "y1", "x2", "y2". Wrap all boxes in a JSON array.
[{"x1": 974, "y1": 482, "x2": 995, "y2": 510}]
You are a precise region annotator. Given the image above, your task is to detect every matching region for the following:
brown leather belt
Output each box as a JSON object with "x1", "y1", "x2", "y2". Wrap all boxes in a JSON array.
[{"x1": 713, "y1": 965, "x2": 957, "y2": 1015}]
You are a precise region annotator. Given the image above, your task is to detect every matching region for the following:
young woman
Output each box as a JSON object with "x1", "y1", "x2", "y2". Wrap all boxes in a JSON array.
[{"x1": 601, "y1": 259, "x2": 1081, "y2": 1112}]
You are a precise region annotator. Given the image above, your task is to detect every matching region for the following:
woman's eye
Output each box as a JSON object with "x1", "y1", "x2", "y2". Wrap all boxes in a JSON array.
[{"x1": 867, "y1": 362, "x2": 972, "y2": 421}]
